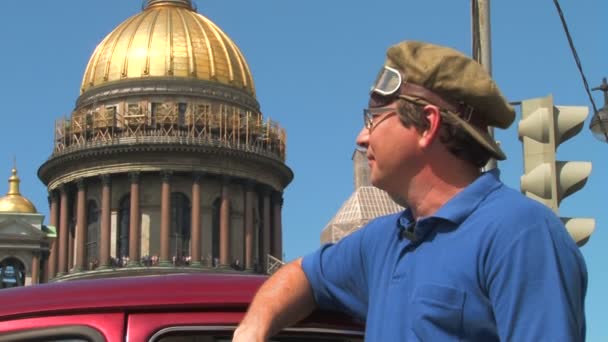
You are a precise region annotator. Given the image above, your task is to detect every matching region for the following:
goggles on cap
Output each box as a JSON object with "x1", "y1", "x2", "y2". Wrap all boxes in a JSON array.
[
  {"x1": 370, "y1": 65, "x2": 476, "y2": 123},
  {"x1": 370, "y1": 66, "x2": 404, "y2": 97}
]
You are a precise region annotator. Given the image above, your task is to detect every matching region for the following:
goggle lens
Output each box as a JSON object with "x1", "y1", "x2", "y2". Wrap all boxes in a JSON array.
[{"x1": 370, "y1": 66, "x2": 403, "y2": 96}]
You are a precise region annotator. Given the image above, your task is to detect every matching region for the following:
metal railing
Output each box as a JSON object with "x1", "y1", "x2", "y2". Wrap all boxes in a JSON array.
[
  {"x1": 266, "y1": 254, "x2": 285, "y2": 275},
  {"x1": 52, "y1": 106, "x2": 287, "y2": 162}
]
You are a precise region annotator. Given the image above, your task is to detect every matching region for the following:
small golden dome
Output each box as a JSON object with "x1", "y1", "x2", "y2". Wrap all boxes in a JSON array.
[
  {"x1": 81, "y1": 0, "x2": 255, "y2": 96},
  {"x1": 0, "y1": 168, "x2": 38, "y2": 214}
]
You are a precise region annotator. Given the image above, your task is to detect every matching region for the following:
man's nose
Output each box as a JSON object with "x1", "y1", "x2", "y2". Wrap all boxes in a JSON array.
[{"x1": 355, "y1": 127, "x2": 369, "y2": 151}]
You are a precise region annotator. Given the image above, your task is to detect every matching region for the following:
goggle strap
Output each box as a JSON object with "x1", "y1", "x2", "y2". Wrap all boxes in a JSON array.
[
  {"x1": 397, "y1": 83, "x2": 483, "y2": 127},
  {"x1": 398, "y1": 83, "x2": 460, "y2": 114}
]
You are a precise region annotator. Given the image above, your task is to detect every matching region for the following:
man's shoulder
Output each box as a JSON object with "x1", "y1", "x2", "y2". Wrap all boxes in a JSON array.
[
  {"x1": 481, "y1": 183, "x2": 559, "y2": 223},
  {"x1": 474, "y1": 183, "x2": 579, "y2": 250}
]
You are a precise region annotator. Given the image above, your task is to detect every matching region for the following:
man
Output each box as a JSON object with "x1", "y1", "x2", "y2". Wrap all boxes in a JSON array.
[{"x1": 233, "y1": 41, "x2": 587, "y2": 341}]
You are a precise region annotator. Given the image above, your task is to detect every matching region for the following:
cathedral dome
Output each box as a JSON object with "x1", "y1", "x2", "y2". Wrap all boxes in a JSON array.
[
  {"x1": 80, "y1": 0, "x2": 255, "y2": 96},
  {"x1": 0, "y1": 168, "x2": 37, "y2": 214}
]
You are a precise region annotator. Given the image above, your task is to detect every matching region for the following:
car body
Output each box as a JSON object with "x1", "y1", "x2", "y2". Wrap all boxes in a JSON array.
[{"x1": 0, "y1": 273, "x2": 363, "y2": 342}]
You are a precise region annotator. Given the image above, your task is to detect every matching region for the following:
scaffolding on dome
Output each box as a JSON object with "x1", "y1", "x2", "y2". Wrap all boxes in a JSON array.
[{"x1": 53, "y1": 101, "x2": 287, "y2": 161}]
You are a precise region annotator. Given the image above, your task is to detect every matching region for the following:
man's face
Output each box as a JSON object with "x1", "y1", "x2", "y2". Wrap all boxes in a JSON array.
[{"x1": 356, "y1": 100, "x2": 424, "y2": 193}]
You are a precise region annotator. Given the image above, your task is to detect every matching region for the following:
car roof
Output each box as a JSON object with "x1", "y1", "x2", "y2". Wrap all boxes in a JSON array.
[{"x1": 0, "y1": 273, "x2": 267, "y2": 320}]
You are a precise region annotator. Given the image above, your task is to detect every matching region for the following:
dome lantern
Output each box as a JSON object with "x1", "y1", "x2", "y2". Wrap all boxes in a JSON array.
[
  {"x1": 146, "y1": 0, "x2": 194, "y2": 10},
  {"x1": 7, "y1": 168, "x2": 21, "y2": 196}
]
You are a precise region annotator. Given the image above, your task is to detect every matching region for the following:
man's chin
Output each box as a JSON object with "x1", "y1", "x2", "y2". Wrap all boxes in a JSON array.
[
  {"x1": 370, "y1": 176, "x2": 383, "y2": 189},
  {"x1": 371, "y1": 177, "x2": 408, "y2": 208},
  {"x1": 371, "y1": 172, "x2": 390, "y2": 187},
  {"x1": 388, "y1": 193, "x2": 409, "y2": 208}
]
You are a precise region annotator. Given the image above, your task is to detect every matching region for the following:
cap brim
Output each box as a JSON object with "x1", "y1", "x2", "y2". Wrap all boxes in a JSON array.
[
  {"x1": 447, "y1": 111, "x2": 506, "y2": 160},
  {"x1": 395, "y1": 92, "x2": 507, "y2": 161}
]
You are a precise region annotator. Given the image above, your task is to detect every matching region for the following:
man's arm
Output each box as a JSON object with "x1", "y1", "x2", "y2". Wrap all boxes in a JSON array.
[{"x1": 233, "y1": 258, "x2": 316, "y2": 342}]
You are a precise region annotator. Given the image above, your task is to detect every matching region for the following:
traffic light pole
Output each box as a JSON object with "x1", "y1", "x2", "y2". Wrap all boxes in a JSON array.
[
  {"x1": 472, "y1": 0, "x2": 492, "y2": 74},
  {"x1": 472, "y1": 0, "x2": 497, "y2": 170},
  {"x1": 519, "y1": 95, "x2": 595, "y2": 246}
]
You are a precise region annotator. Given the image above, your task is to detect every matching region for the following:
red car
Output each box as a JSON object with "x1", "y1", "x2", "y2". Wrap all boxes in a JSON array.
[{"x1": 0, "y1": 273, "x2": 363, "y2": 342}]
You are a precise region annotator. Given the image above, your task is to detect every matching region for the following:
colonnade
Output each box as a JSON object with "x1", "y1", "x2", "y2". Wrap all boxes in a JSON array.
[{"x1": 45, "y1": 172, "x2": 283, "y2": 279}]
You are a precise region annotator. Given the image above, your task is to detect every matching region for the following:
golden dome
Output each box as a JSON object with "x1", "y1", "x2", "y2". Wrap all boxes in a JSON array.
[
  {"x1": 0, "y1": 168, "x2": 37, "y2": 214},
  {"x1": 80, "y1": 0, "x2": 255, "y2": 96}
]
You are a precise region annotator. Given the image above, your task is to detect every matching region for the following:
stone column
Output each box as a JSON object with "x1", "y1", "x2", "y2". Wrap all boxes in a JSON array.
[
  {"x1": 39, "y1": 252, "x2": 48, "y2": 284},
  {"x1": 68, "y1": 225, "x2": 74, "y2": 271},
  {"x1": 74, "y1": 179, "x2": 87, "y2": 272},
  {"x1": 190, "y1": 173, "x2": 202, "y2": 267},
  {"x1": 57, "y1": 186, "x2": 69, "y2": 276},
  {"x1": 272, "y1": 192, "x2": 283, "y2": 261},
  {"x1": 99, "y1": 175, "x2": 112, "y2": 269},
  {"x1": 159, "y1": 171, "x2": 172, "y2": 266},
  {"x1": 31, "y1": 251, "x2": 40, "y2": 285},
  {"x1": 128, "y1": 172, "x2": 141, "y2": 267},
  {"x1": 219, "y1": 178, "x2": 231, "y2": 267},
  {"x1": 46, "y1": 192, "x2": 59, "y2": 280},
  {"x1": 262, "y1": 188, "x2": 271, "y2": 270},
  {"x1": 244, "y1": 181, "x2": 255, "y2": 270}
]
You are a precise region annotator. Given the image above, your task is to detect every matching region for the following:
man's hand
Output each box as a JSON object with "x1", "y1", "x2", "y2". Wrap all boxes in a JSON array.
[{"x1": 232, "y1": 322, "x2": 266, "y2": 342}]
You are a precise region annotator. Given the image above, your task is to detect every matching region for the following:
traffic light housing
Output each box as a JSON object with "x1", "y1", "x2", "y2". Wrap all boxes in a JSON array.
[{"x1": 518, "y1": 94, "x2": 595, "y2": 246}]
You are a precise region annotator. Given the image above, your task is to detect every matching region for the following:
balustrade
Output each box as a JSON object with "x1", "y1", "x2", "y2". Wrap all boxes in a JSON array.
[{"x1": 51, "y1": 103, "x2": 286, "y2": 161}]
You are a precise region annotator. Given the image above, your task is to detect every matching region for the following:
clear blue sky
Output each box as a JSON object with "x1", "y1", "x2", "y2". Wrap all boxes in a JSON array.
[{"x1": 0, "y1": 0, "x2": 605, "y2": 339}]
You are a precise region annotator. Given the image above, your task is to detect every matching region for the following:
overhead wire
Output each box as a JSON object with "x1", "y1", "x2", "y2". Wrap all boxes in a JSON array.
[
  {"x1": 552, "y1": 0, "x2": 600, "y2": 114},
  {"x1": 552, "y1": 0, "x2": 607, "y2": 140}
]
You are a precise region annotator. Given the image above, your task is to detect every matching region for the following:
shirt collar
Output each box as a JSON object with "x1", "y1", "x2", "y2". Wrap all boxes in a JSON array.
[{"x1": 397, "y1": 169, "x2": 503, "y2": 241}]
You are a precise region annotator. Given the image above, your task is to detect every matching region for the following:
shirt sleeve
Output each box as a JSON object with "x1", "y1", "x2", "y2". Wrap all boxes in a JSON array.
[
  {"x1": 301, "y1": 227, "x2": 369, "y2": 320},
  {"x1": 485, "y1": 216, "x2": 587, "y2": 341}
]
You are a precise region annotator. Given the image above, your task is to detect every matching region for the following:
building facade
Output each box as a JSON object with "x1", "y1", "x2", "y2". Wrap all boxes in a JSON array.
[
  {"x1": 37, "y1": 0, "x2": 292, "y2": 282},
  {"x1": 0, "y1": 168, "x2": 53, "y2": 287}
]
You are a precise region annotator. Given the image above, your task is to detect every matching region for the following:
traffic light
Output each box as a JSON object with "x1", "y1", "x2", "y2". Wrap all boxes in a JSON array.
[{"x1": 518, "y1": 94, "x2": 595, "y2": 246}]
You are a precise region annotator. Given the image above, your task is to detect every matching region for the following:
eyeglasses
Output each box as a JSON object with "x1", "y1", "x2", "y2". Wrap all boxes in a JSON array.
[
  {"x1": 363, "y1": 106, "x2": 397, "y2": 132},
  {"x1": 370, "y1": 65, "x2": 404, "y2": 97}
]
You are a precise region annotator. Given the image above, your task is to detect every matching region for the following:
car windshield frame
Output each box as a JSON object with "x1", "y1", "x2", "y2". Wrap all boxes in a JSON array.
[{"x1": 150, "y1": 325, "x2": 364, "y2": 342}]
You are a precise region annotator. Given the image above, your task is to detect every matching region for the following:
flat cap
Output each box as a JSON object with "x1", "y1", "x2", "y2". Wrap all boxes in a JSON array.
[{"x1": 383, "y1": 41, "x2": 515, "y2": 159}]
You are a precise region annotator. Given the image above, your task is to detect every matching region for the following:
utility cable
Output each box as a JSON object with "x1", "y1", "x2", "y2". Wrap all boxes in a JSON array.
[
  {"x1": 552, "y1": 0, "x2": 607, "y2": 140},
  {"x1": 553, "y1": 0, "x2": 598, "y2": 113}
]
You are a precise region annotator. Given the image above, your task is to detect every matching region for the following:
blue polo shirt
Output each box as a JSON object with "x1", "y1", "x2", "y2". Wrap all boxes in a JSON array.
[{"x1": 302, "y1": 170, "x2": 587, "y2": 341}]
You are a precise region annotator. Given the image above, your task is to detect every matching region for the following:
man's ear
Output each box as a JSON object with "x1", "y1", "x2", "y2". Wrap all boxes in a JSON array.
[{"x1": 419, "y1": 105, "x2": 441, "y2": 148}]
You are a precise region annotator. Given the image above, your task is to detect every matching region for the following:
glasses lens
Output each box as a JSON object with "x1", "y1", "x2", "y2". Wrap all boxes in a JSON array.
[
  {"x1": 363, "y1": 106, "x2": 395, "y2": 130},
  {"x1": 363, "y1": 109, "x2": 372, "y2": 128},
  {"x1": 370, "y1": 66, "x2": 402, "y2": 96}
]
